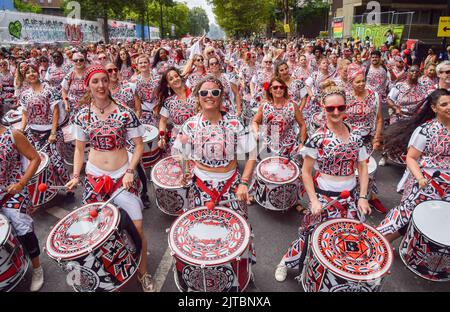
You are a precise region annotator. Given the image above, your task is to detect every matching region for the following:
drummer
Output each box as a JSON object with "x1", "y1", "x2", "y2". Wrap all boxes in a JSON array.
[
  {"x1": 0, "y1": 113, "x2": 44, "y2": 292},
  {"x1": 19, "y1": 62, "x2": 72, "y2": 198},
  {"x1": 174, "y1": 75, "x2": 257, "y2": 220},
  {"x1": 274, "y1": 81, "x2": 371, "y2": 282},
  {"x1": 377, "y1": 89, "x2": 450, "y2": 242},
  {"x1": 65, "y1": 65, "x2": 155, "y2": 292}
]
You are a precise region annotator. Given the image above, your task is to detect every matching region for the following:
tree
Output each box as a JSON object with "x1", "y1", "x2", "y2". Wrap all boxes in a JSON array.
[
  {"x1": 13, "y1": 0, "x2": 42, "y2": 13},
  {"x1": 188, "y1": 7, "x2": 209, "y2": 36},
  {"x1": 208, "y1": 0, "x2": 272, "y2": 38}
]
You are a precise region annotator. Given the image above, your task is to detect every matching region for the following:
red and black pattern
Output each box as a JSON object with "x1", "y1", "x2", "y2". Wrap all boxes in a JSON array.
[
  {"x1": 365, "y1": 66, "x2": 388, "y2": 101},
  {"x1": 20, "y1": 84, "x2": 59, "y2": 126},
  {"x1": 61, "y1": 72, "x2": 87, "y2": 120},
  {"x1": 111, "y1": 82, "x2": 136, "y2": 111},
  {"x1": 388, "y1": 81, "x2": 427, "y2": 124}
]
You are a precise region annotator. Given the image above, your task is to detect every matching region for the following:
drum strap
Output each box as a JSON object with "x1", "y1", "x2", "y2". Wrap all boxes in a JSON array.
[
  {"x1": 87, "y1": 174, "x2": 123, "y2": 197},
  {"x1": 194, "y1": 169, "x2": 238, "y2": 203},
  {"x1": 320, "y1": 193, "x2": 348, "y2": 216},
  {"x1": 423, "y1": 172, "x2": 446, "y2": 198}
]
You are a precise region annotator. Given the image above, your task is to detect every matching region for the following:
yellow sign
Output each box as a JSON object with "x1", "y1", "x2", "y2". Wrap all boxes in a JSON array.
[
  {"x1": 284, "y1": 24, "x2": 290, "y2": 33},
  {"x1": 438, "y1": 16, "x2": 450, "y2": 37}
]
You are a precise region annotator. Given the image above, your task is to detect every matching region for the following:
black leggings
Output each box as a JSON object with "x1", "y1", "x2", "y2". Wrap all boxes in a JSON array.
[
  {"x1": 136, "y1": 163, "x2": 148, "y2": 198},
  {"x1": 18, "y1": 232, "x2": 40, "y2": 259}
]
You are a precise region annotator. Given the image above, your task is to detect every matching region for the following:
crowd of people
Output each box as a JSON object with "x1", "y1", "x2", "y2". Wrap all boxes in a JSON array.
[{"x1": 0, "y1": 34, "x2": 449, "y2": 292}]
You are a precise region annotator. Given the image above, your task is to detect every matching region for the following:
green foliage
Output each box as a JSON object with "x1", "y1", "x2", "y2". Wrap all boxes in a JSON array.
[
  {"x1": 13, "y1": 0, "x2": 42, "y2": 13},
  {"x1": 189, "y1": 7, "x2": 210, "y2": 36},
  {"x1": 208, "y1": 0, "x2": 272, "y2": 38},
  {"x1": 296, "y1": 0, "x2": 329, "y2": 24}
]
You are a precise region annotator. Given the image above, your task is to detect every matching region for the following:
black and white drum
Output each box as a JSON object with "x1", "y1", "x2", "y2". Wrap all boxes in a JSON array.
[
  {"x1": 400, "y1": 200, "x2": 450, "y2": 282},
  {"x1": 0, "y1": 214, "x2": 30, "y2": 292},
  {"x1": 1, "y1": 108, "x2": 23, "y2": 129}
]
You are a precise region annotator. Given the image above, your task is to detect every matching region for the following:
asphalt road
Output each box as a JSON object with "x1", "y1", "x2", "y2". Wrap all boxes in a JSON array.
[{"x1": 11, "y1": 151, "x2": 450, "y2": 293}]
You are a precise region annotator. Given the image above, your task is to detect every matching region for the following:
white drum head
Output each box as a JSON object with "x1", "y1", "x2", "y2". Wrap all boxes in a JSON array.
[
  {"x1": 355, "y1": 156, "x2": 377, "y2": 176},
  {"x1": 256, "y1": 156, "x2": 300, "y2": 185},
  {"x1": 412, "y1": 200, "x2": 450, "y2": 246},
  {"x1": 0, "y1": 214, "x2": 10, "y2": 246},
  {"x1": 142, "y1": 124, "x2": 158, "y2": 143}
]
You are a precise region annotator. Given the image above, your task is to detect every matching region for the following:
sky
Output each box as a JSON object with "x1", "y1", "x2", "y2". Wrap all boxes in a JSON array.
[{"x1": 183, "y1": 0, "x2": 216, "y2": 25}]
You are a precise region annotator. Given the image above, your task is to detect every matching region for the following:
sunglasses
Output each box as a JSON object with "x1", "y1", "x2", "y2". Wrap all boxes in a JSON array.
[
  {"x1": 207, "y1": 51, "x2": 214, "y2": 55},
  {"x1": 199, "y1": 89, "x2": 221, "y2": 97},
  {"x1": 73, "y1": 59, "x2": 85, "y2": 63},
  {"x1": 107, "y1": 68, "x2": 119, "y2": 73},
  {"x1": 440, "y1": 70, "x2": 450, "y2": 75},
  {"x1": 99, "y1": 57, "x2": 107, "y2": 60},
  {"x1": 0, "y1": 64, "x2": 7, "y2": 67},
  {"x1": 209, "y1": 62, "x2": 219, "y2": 66},
  {"x1": 325, "y1": 105, "x2": 347, "y2": 113},
  {"x1": 264, "y1": 61, "x2": 272, "y2": 64},
  {"x1": 271, "y1": 85, "x2": 285, "y2": 90},
  {"x1": 196, "y1": 58, "x2": 204, "y2": 62}
]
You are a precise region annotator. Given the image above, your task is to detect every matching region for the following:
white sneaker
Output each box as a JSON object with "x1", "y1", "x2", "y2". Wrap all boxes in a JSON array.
[
  {"x1": 30, "y1": 266, "x2": 44, "y2": 292},
  {"x1": 275, "y1": 264, "x2": 287, "y2": 282},
  {"x1": 378, "y1": 157, "x2": 386, "y2": 167},
  {"x1": 138, "y1": 273, "x2": 156, "y2": 292}
]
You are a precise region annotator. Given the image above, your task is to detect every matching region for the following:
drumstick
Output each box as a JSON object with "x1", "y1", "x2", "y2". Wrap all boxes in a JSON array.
[
  {"x1": 89, "y1": 187, "x2": 126, "y2": 218},
  {"x1": 38, "y1": 183, "x2": 68, "y2": 192},
  {"x1": 321, "y1": 190, "x2": 351, "y2": 211},
  {"x1": 179, "y1": 135, "x2": 189, "y2": 177},
  {"x1": 38, "y1": 142, "x2": 50, "y2": 152},
  {"x1": 425, "y1": 170, "x2": 444, "y2": 197},
  {"x1": 206, "y1": 198, "x2": 240, "y2": 209}
]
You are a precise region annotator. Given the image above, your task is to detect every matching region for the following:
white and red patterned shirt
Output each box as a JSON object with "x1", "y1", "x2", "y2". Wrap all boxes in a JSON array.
[
  {"x1": 61, "y1": 71, "x2": 87, "y2": 110},
  {"x1": 20, "y1": 84, "x2": 59, "y2": 130},
  {"x1": 388, "y1": 81, "x2": 427, "y2": 123},
  {"x1": 111, "y1": 82, "x2": 136, "y2": 111},
  {"x1": 365, "y1": 65, "x2": 388, "y2": 99}
]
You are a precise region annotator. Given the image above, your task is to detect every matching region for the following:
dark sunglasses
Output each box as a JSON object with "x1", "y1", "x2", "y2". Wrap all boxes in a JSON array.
[
  {"x1": 73, "y1": 58, "x2": 85, "y2": 63},
  {"x1": 264, "y1": 61, "x2": 272, "y2": 64},
  {"x1": 209, "y1": 62, "x2": 219, "y2": 66},
  {"x1": 196, "y1": 58, "x2": 204, "y2": 62},
  {"x1": 441, "y1": 70, "x2": 450, "y2": 75},
  {"x1": 325, "y1": 105, "x2": 347, "y2": 113},
  {"x1": 107, "y1": 68, "x2": 119, "y2": 73},
  {"x1": 199, "y1": 89, "x2": 221, "y2": 97},
  {"x1": 271, "y1": 85, "x2": 285, "y2": 90}
]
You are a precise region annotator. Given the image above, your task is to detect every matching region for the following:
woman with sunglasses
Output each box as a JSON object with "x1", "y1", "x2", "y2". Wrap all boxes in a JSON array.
[
  {"x1": 418, "y1": 62, "x2": 437, "y2": 91},
  {"x1": 115, "y1": 49, "x2": 134, "y2": 82},
  {"x1": 332, "y1": 59, "x2": 352, "y2": 93},
  {"x1": 250, "y1": 56, "x2": 275, "y2": 113},
  {"x1": 0, "y1": 108, "x2": 45, "y2": 292},
  {"x1": 19, "y1": 64, "x2": 72, "y2": 198},
  {"x1": 174, "y1": 76, "x2": 257, "y2": 220},
  {"x1": 238, "y1": 52, "x2": 258, "y2": 125},
  {"x1": 182, "y1": 54, "x2": 207, "y2": 89},
  {"x1": 377, "y1": 89, "x2": 450, "y2": 243},
  {"x1": 0, "y1": 59, "x2": 15, "y2": 113},
  {"x1": 304, "y1": 57, "x2": 336, "y2": 136},
  {"x1": 134, "y1": 55, "x2": 160, "y2": 126},
  {"x1": 274, "y1": 81, "x2": 371, "y2": 282},
  {"x1": 65, "y1": 65, "x2": 156, "y2": 292},
  {"x1": 286, "y1": 51, "x2": 298, "y2": 73},
  {"x1": 207, "y1": 57, "x2": 242, "y2": 116},
  {"x1": 155, "y1": 67, "x2": 196, "y2": 152},
  {"x1": 45, "y1": 51, "x2": 67, "y2": 92},
  {"x1": 61, "y1": 52, "x2": 88, "y2": 121}
]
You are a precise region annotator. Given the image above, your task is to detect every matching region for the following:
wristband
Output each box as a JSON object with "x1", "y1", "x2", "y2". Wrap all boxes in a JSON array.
[
  {"x1": 73, "y1": 174, "x2": 80, "y2": 179},
  {"x1": 240, "y1": 181, "x2": 249, "y2": 187},
  {"x1": 241, "y1": 177, "x2": 250, "y2": 183},
  {"x1": 359, "y1": 195, "x2": 368, "y2": 200},
  {"x1": 50, "y1": 132, "x2": 57, "y2": 136},
  {"x1": 126, "y1": 168, "x2": 134, "y2": 174}
]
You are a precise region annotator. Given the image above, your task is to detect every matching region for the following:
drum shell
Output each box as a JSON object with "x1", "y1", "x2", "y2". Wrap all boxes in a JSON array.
[
  {"x1": 172, "y1": 238, "x2": 253, "y2": 292},
  {"x1": 400, "y1": 217, "x2": 450, "y2": 282},
  {"x1": 301, "y1": 246, "x2": 386, "y2": 292},
  {"x1": 254, "y1": 157, "x2": 300, "y2": 211},
  {"x1": 142, "y1": 126, "x2": 161, "y2": 170},
  {"x1": 153, "y1": 184, "x2": 189, "y2": 216},
  {"x1": 26, "y1": 152, "x2": 58, "y2": 208},
  {"x1": 0, "y1": 216, "x2": 30, "y2": 292}
]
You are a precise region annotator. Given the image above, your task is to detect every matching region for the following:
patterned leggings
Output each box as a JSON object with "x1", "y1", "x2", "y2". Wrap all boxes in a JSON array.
[{"x1": 377, "y1": 172, "x2": 450, "y2": 236}]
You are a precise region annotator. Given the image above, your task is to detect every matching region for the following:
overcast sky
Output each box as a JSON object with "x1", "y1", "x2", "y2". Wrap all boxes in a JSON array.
[{"x1": 183, "y1": 0, "x2": 216, "y2": 24}]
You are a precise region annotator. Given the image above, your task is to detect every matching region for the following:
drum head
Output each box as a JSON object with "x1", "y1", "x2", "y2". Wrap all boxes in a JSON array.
[
  {"x1": 0, "y1": 214, "x2": 11, "y2": 246},
  {"x1": 151, "y1": 156, "x2": 193, "y2": 189},
  {"x1": 355, "y1": 156, "x2": 377, "y2": 176},
  {"x1": 46, "y1": 203, "x2": 120, "y2": 260},
  {"x1": 2, "y1": 109, "x2": 22, "y2": 125},
  {"x1": 142, "y1": 124, "x2": 158, "y2": 143},
  {"x1": 168, "y1": 207, "x2": 251, "y2": 266},
  {"x1": 412, "y1": 200, "x2": 450, "y2": 246},
  {"x1": 36, "y1": 152, "x2": 49, "y2": 176},
  {"x1": 311, "y1": 218, "x2": 393, "y2": 282},
  {"x1": 257, "y1": 157, "x2": 299, "y2": 185}
]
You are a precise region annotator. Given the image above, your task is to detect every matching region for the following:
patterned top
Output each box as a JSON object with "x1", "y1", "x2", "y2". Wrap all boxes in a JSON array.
[
  {"x1": 45, "y1": 65, "x2": 68, "y2": 90},
  {"x1": 287, "y1": 79, "x2": 308, "y2": 104},
  {"x1": 111, "y1": 82, "x2": 136, "y2": 111},
  {"x1": 120, "y1": 64, "x2": 135, "y2": 82},
  {"x1": 418, "y1": 75, "x2": 438, "y2": 91},
  {"x1": 292, "y1": 66, "x2": 310, "y2": 81},
  {"x1": 61, "y1": 71, "x2": 87, "y2": 109},
  {"x1": 345, "y1": 89, "x2": 380, "y2": 137},
  {"x1": 365, "y1": 66, "x2": 388, "y2": 98},
  {"x1": 0, "y1": 71, "x2": 15, "y2": 106},
  {"x1": 0, "y1": 127, "x2": 22, "y2": 189},
  {"x1": 160, "y1": 92, "x2": 196, "y2": 127},
  {"x1": 135, "y1": 75, "x2": 159, "y2": 112},
  {"x1": 239, "y1": 64, "x2": 257, "y2": 96},
  {"x1": 409, "y1": 119, "x2": 450, "y2": 170},
  {"x1": 388, "y1": 81, "x2": 427, "y2": 117},
  {"x1": 174, "y1": 112, "x2": 256, "y2": 168},
  {"x1": 73, "y1": 105, "x2": 144, "y2": 151},
  {"x1": 186, "y1": 71, "x2": 207, "y2": 90},
  {"x1": 301, "y1": 124, "x2": 369, "y2": 176},
  {"x1": 20, "y1": 83, "x2": 59, "y2": 130},
  {"x1": 152, "y1": 60, "x2": 175, "y2": 80}
]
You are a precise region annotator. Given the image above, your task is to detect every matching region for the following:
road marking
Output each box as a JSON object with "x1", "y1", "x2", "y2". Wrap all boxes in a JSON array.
[
  {"x1": 153, "y1": 246, "x2": 173, "y2": 292},
  {"x1": 46, "y1": 206, "x2": 71, "y2": 219}
]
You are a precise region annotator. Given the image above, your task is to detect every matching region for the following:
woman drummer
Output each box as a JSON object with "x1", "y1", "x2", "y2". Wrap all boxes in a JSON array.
[
  {"x1": 274, "y1": 81, "x2": 371, "y2": 282},
  {"x1": 134, "y1": 55, "x2": 160, "y2": 126},
  {"x1": 65, "y1": 65, "x2": 155, "y2": 292},
  {"x1": 182, "y1": 54, "x2": 207, "y2": 90},
  {"x1": 174, "y1": 75, "x2": 257, "y2": 220},
  {"x1": 275, "y1": 61, "x2": 308, "y2": 107},
  {"x1": 19, "y1": 63, "x2": 72, "y2": 199},
  {"x1": 155, "y1": 67, "x2": 196, "y2": 152},
  {"x1": 346, "y1": 66, "x2": 386, "y2": 214},
  {"x1": 0, "y1": 111, "x2": 44, "y2": 292},
  {"x1": 377, "y1": 89, "x2": 450, "y2": 242}
]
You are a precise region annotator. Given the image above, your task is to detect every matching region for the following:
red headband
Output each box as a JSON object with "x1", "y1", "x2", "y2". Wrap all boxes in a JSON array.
[{"x1": 84, "y1": 65, "x2": 108, "y2": 87}]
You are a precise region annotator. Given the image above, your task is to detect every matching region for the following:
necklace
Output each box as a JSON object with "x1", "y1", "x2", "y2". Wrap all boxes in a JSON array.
[{"x1": 93, "y1": 101, "x2": 112, "y2": 114}]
